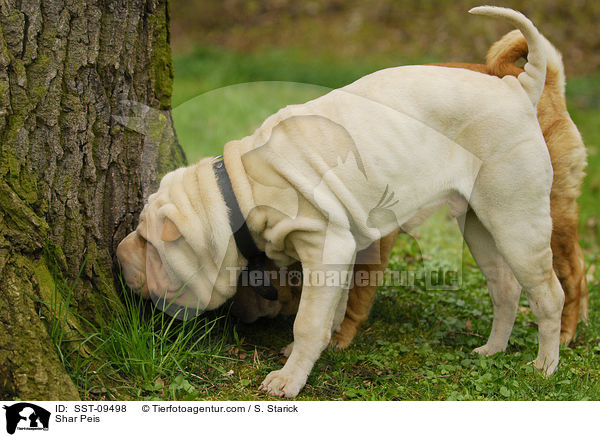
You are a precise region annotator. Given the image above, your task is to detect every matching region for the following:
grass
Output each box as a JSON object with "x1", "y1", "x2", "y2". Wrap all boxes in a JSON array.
[
  {"x1": 55, "y1": 46, "x2": 600, "y2": 400},
  {"x1": 41, "y1": 270, "x2": 236, "y2": 400}
]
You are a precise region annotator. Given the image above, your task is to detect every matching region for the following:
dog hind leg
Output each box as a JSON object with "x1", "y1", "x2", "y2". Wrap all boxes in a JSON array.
[
  {"x1": 575, "y1": 243, "x2": 588, "y2": 322},
  {"x1": 469, "y1": 162, "x2": 564, "y2": 376},
  {"x1": 459, "y1": 209, "x2": 522, "y2": 356},
  {"x1": 550, "y1": 213, "x2": 586, "y2": 344}
]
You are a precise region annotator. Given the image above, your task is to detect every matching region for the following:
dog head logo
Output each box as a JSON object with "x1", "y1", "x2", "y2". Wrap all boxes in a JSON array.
[{"x1": 2, "y1": 403, "x2": 50, "y2": 435}]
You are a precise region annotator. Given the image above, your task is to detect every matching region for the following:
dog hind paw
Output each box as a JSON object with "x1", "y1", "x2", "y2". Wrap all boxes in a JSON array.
[
  {"x1": 528, "y1": 356, "x2": 558, "y2": 377},
  {"x1": 472, "y1": 344, "x2": 503, "y2": 356}
]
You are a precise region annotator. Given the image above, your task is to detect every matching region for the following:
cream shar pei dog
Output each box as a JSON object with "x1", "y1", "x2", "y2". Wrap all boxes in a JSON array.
[
  {"x1": 233, "y1": 29, "x2": 588, "y2": 347},
  {"x1": 118, "y1": 7, "x2": 564, "y2": 397}
]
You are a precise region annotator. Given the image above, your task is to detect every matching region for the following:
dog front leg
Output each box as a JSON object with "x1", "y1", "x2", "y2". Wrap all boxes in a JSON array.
[
  {"x1": 280, "y1": 283, "x2": 348, "y2": 359},
  {"x1": 332, "y1": 231, "x2": 399, "y2": 348},
  {"x1": 260, "y1": 261, "x2": 353, "y2": 397}
]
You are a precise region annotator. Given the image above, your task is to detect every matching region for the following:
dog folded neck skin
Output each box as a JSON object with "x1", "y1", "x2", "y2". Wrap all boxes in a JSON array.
[
  {"x1": 221, "y1": 138, "x2": 302, "y2": 267},
  {"x1": 117, "y1": 160, "x2": 250, "y2": 313},
  {"x1": 164, "y1": 160, "x2": 251, "y2": 310}
]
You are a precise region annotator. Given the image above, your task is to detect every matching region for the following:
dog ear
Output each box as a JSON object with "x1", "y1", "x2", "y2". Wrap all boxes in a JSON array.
[{"x1": 161, "y1": 217, "x2": 182, "y2": 242}]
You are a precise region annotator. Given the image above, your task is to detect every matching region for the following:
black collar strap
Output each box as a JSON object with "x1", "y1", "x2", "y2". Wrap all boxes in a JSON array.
[{"x1": 213, "y1": 157, "x2": 278, "y2": 301}]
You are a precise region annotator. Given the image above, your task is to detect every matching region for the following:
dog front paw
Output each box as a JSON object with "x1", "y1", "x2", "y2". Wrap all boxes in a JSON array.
[
  {"x1": 559, "y1": 330, "x2": 575, "y2": 346},
  {"x1": 280, "y1": 342, "x2": 294, "y2": 358},
  {"x1": 260, "y1": 369, "x2": 307, "y2": 398},
  {"x1": 330, "y1": 331, "x2": 353, "y2": 350}
]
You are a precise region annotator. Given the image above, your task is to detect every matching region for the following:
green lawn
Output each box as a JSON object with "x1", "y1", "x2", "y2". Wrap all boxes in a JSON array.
[{"x1": 57, "y1": 46, "x2": 599, "y2": 401}]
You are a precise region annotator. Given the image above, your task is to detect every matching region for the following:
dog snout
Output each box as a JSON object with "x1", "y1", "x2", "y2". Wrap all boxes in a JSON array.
[{"x1": 116, "y1": 231, "x2": 150, "y2": 297}]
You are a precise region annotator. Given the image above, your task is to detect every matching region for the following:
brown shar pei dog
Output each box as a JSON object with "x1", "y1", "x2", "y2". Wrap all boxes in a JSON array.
[{"x1": 232, "y1": 29, "x2": 588, "y2": 347}]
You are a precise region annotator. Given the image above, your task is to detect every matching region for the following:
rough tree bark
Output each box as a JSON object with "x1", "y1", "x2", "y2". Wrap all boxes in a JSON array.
[{"x1": 0, "y1": 0, "x2": 185, "y2": 400}]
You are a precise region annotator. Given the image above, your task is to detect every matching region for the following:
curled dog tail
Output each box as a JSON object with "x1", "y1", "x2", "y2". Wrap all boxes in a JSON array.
[
  {"x1": 469, "y1": 6, "x2": 546, "y2": 106},
  {"x1": 486, "y1": 29, "x2": 566, "y2": 97}
]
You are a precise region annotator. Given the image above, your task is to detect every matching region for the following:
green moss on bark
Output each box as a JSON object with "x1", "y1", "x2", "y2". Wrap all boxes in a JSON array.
[
  {"x1": 0, "y1": 180, "x2": 48, "y2": 243},
  {"x1": 0, "y1": 259, "x2": 80, "y2": 400},
  {"x1": 149, "y1": 2, "x2": 175, "y2": 110},
  {"x1": 0, "y1": 0, "x2": 184, "y2": 400}
]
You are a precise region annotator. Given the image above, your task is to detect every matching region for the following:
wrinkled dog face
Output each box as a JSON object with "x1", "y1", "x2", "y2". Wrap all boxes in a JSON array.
[
  {"x1": 116, "y1": 160, "x2": 241, "y2": 316},
  {"x1": 116, "y1": 202, "x2": 179, "y2": 300}
]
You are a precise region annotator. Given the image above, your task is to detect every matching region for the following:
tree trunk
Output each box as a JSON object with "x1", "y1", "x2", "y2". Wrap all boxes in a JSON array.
[{"x1": 0, "y1": 0, "x2": 185, "y2": 400}]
